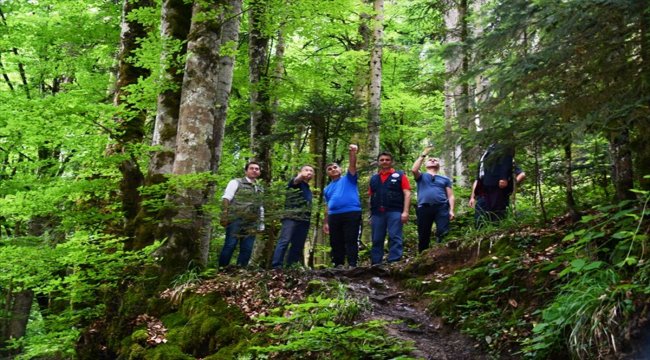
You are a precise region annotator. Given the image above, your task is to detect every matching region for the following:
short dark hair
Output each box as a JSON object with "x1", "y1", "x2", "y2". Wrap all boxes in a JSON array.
[
  {"x1": 377, "y1": 151, "x2": 393, "y2": 161},
  {"x1": 325, "y1": 162, "x2": 339, "y2": 169},
  {"x1": 245, "y1": 161, "x2": 261, "y2": 171}
]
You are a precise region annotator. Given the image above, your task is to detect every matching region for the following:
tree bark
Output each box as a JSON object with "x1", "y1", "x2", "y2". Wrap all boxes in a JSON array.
[
  {"x1": 609, "y1": 129, "x2": 635, "y2": 202},
  {"x1": 148, "y1": 0, "x2": 193, "y2": 183},
  {"x1": 443, "y1": 0, "x2": 472, "y2": 186},
  {"x1": 131, "y1": 0, "x2": 192, "y2": 251},
  {"x1": 112, "y1": 0, "x2": 152, "y2": 244},
  {"x1": 248, "y1": 0, "x2": 275, "y2": 183},
  {"x1": 366, "y1": 0, "x2": 383, "y2": 163},
  {"x1": 158, "y1": 0, "x2": 241, "y2": 278},
  {"x1": 0, "y1": 287, "x2": 33, "y2": 357}
]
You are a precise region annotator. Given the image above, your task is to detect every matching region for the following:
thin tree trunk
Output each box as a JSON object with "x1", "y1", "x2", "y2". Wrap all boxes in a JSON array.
[
  {"x1": 0, "y1": 8, "x2": 28, "y2": 98},
  {"x1": 366, "y1": 0, "x2": 383, "y2": 163},
  {"x1": 534, "y1": 141, "x2": 547, "y2": 223},
  {"x1": 564, "y1": 142, "x2": 580, "y2": 220},
  {"x1": 0, "y1": 53, "x2": 14, "y2": 91},
  {"x1": 609, "y1": 129, "x2": 635, "y2": 201}
]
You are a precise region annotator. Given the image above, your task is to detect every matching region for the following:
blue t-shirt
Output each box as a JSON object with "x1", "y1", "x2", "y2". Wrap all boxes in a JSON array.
[
  {"x1": 324, "y1": 171, "x2": 361, "y2": 215},
  {"x1": 415, "y1": 173, "x2": 452, "y2": 206}
]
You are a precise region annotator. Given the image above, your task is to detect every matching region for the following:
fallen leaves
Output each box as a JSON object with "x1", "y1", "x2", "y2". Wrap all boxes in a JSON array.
[{"x1": 134, "y1": 314, "x2": 168, "y2": 345}]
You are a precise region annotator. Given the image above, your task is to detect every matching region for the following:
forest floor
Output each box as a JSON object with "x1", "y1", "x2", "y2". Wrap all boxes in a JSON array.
[
  {"x1": 313, "y1": 260, "x2": 490, "y2": 360},
  {"x1": 209, "y1": 243, "x2": 495, "y2": 359}
]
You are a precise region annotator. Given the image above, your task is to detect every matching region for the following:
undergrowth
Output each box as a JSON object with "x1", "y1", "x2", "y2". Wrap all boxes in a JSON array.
[
  {"x1": 252, "y1": 283, "x2": 415, "y2": 359},
  {"x1": 425, "y1": 188, "x2": 649, "y2": 359}
]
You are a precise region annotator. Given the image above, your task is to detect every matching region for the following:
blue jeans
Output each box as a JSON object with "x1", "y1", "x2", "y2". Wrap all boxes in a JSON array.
[
  {"x1": 416, "y1": 203, "x2": 450, "y2": 252},
  {"x1": 370, "y1": 211, "x2": 403, "y2": 264},
  {"x1": 218, "y1": 218, "x2": 256, "y2": 267},
  {"x1": 272, "y1": 219, "x2": 310, "y2": 268}
]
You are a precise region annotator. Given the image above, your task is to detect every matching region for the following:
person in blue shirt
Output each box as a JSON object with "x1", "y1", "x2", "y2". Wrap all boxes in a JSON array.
[
  {"x1": 271, "y1": 165, "x2": 314, "y2": 269},
  {"x1": 411, "y1": 147, "x2": 455, "y2": 252},
  {"x1": 323, "y1": 144, "x2": 361, "y2": 268}
]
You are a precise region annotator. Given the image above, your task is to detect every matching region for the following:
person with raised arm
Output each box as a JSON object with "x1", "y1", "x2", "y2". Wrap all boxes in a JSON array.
[
  {"x1": 411, "y1": 147, "x2": 455, "y2": 251},
  {"x1": 323, "y1": 144, "x2": 361, "y2": 268}
]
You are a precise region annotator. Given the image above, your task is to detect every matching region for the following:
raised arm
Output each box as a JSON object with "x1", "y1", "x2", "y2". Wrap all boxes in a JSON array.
[
  {"x1": 411, "y1": 146, "x2": 432, "y2": 178},
  {"x1": 348, "y1": 144, "x2": 358, "y2": 175}
]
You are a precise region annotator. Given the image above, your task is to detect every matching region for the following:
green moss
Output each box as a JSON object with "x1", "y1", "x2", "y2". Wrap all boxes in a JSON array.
[
  {"x1": 161, "y1": 312, "x2": 188, "y2": 328},
  {"x1": 131, "y1": 329, "x2": 149, "y2": 344},
  {"x1": 127, "y1": 343, "x2": 146, "y2": 360},
  {"x1": 143, "y1": 344, "x2": 194, "y2": 360}
]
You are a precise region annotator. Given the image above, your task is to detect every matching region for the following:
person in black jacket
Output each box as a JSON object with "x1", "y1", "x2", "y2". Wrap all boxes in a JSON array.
[{"x1": 469, "y1": 144, "x2": 523, "y2": 226}]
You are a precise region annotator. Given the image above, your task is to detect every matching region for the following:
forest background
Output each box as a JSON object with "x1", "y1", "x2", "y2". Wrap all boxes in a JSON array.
[{"x1": 0, "y1": 0, "x2": 649, "y2": 359}]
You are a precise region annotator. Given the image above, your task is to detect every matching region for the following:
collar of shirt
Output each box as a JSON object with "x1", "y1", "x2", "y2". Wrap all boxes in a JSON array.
[{"x1": 378, "y1": 168, "x2": 396, "y2": 183}]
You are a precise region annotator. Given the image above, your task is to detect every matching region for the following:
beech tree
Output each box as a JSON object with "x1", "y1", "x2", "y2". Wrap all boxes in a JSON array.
[{"x1": 157, "y1": 0, "x2": 242, "y2": 276}]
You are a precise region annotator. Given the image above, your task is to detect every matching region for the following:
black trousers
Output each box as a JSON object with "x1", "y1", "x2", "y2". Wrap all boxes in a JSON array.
[{"x1": 328, "y1": 211, "x2": 361, "y2": 267}]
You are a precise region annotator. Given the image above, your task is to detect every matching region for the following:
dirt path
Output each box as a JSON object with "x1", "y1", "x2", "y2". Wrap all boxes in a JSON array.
[{"x1": 314, "y1": 266, "x2": 488, "y2": 360}]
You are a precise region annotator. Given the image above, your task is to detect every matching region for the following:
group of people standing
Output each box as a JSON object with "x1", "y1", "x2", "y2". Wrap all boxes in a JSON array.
[{"x1": 218, "y1": 142, "x2": 523, "y2": 269}]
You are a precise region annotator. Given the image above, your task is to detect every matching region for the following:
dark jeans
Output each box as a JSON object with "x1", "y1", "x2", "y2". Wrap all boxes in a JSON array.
[
  {"x1": 271, "y1": 219, "x2": 310, "y2": 268},
  {"x1": 328, "y1": 211, "x2": 361, "y2": 267},
  {"x1": 218, "y1": 218, "x2": 256, "y2": 267},
  {"x1": 416, "y1": 203, "x2": 450, "y2": 252},
  {"x1": 370, "y1": 211, "x2": 404, "y2": 264}
]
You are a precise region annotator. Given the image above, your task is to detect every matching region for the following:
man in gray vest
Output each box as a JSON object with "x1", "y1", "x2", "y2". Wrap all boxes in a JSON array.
[{"x1": 218, "y1": 161, "x2": 264, "y2": 267}]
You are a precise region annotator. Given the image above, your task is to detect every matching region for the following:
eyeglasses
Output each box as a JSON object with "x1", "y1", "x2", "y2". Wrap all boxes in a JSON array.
[{"x1": 326, "y1": 165, "x2": 339, "y2": 171}]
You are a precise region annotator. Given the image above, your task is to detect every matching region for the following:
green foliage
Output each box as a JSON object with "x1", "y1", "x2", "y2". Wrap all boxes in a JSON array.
[
  {"x1": 520, "y1": 193, "x2": 650, "y2": 359},
  {"x1": 253, "y1": 284, "x2": 414, "y2": 359},
  {"x1": 0, "y1": 233, "x2": 158, "y2": 359},
  {"x1": 522, "y1": 269, "x2": 636, "y2": 359}
]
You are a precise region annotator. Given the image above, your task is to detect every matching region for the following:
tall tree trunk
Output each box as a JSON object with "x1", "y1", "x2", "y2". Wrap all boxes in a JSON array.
[
  {"x1": 308, "y1": 114, "x2": 329, "y2": 268},
  {"x1": 131, "y1": 0, "x2": 192, "y2": 251},
  {"x1": 158, "y1": 0, "x2": 240, "y2": 279},
  {"x1": 366, "y1": 0, "x2": 383, "y2": 163},
  {"x1": 148, "y1": 0, "x2": 193, "y2": 183},
  {"x1": 534, "y1": 141, "x2": 547, "y2": 223},
  {"x1": 249, "y1": 0, "x2": 274, "y2": 183},
  {"x1": 112, "y1": 0, "x2": 152, "y2": 244},
  {"x1": 248, "y1": 0, "x2": 276, "y2": 267},
  {"x1": 636, "y1": 4, "x2": 650, "y2": 190},
  {"x1": 609, "y1": 129, "x2": 635, "y2": 201},
  {"x1": 443, "y1": 0, "x2": 472, "y2": 186}
]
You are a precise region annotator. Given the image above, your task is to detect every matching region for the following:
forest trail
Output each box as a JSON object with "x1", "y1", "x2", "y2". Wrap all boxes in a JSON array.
[{"x1": 313, "y1": 264, "x2": 489, "y2": 360}]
